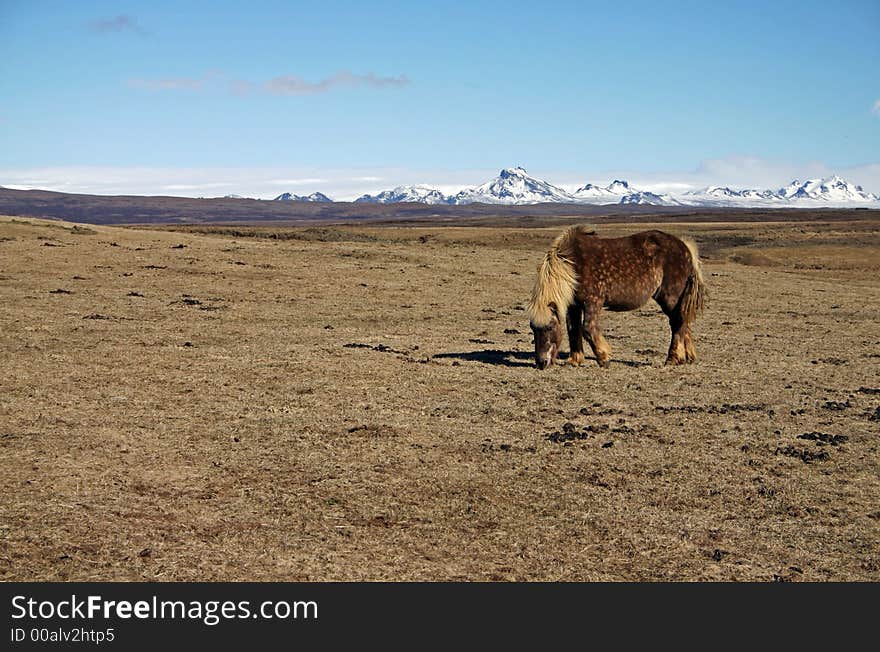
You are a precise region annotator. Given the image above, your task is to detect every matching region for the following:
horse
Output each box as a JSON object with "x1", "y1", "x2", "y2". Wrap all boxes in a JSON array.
[{"x1": 527, "y1": 226, "x2": 707, "y2": 369}]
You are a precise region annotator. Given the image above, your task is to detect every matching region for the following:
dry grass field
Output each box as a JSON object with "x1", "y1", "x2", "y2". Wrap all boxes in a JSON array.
[{"x1": 1, "y1": 215, "x2": 878, "y2": 581}]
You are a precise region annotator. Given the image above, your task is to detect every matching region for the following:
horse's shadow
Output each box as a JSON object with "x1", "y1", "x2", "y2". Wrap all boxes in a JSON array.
[
  {"x1": 432, "y1": 349, "x2": 534, "y2": 368},
  {"x1": 432, "y1": 349, "x2": 652, "y2": 368}
]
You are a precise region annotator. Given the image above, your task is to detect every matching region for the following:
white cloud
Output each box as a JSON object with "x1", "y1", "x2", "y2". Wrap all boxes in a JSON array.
[
  {"x1": 633, "y1": 182, "x2": 699, "y2": 193},
  {"x1": 873, "y1": 99, "x2": 880, "y2": 116}
]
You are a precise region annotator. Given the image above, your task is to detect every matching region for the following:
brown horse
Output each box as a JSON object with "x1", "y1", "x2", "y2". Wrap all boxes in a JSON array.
[{"x1": 527, "y1": 226, "x2": 707, "y2": 369}]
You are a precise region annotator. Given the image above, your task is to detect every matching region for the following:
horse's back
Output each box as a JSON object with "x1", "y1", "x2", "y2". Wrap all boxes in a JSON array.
[
  {"x1": 641, "y1": 229, "x2": 692, "y2": 278},
  {"x1": 572, "y1": 231, "x2": 659, "y2": 309},
  {"x1": 573, "y1": 228, "x2": 682, "y2": 254},
  {"x1": 570, "y1": 229, "x2": 695, "y2": 311},
  {"x1": 631, "y1": 230, "x2": 694, "y2": 311}
]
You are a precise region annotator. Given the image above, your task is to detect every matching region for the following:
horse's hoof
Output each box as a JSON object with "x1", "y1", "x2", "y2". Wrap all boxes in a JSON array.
[
  {"x1": 597, "y1": 359, "x2": 610, "y2": 369},
  {"x1": 665, "y1": 356, "x2": 685, "y2": 366},
  {"x1": 568, "y1": 352, "x2": 584, "y2": 366}
]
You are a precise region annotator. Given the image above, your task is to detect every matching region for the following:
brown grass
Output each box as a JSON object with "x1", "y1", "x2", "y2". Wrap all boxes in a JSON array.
[{"x1": 1, "y1": 215, "x2": 878, "y2": 581}]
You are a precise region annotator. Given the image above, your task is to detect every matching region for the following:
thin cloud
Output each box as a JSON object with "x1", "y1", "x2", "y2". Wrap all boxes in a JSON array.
[
  {"x1": 262, "y1": 72, "x2": 410, "y2": 96},
  {"x1": 88, "y1": 15, "x2": 148, "y2": 35},
  {"x1": 128, "y1": 77, "x2": 207, "y2": 92},
  {"x1": 162, "y1": 182, "x2": 234, "y2": 191},
  {"x1": 267, "y1": 178, "x2": 328, "y2": 186},
  {"x1": 128, "y1": 71, "x2": 409, "y2": 97},
  {"x1": 230, "y1": 79, "x2": 255, "y2": 96},
  {"x1": 873, "y1": 99, "x2": 880, "y2": 116}
]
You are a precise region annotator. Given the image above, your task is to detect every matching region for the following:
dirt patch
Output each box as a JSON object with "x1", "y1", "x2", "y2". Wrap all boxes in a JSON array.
[
  {"x1": 775, "y1": 445, "x2": 831, "y2": 464},
  {"x1": 796, "y1": 432, "x2": 848, "y2": 446}
]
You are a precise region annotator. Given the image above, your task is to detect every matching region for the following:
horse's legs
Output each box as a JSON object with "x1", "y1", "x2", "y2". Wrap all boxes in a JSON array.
[
  {"x1": 655, "y1": 284, "x2": 696, "y2": 366},
  {"x1": 662, "y1": 308, "x2": 697, "y2": 365},
  {"x1": 582, "y1": 300, "x2": 611, "y2": 368},
  {"x1": 683, "y1": 329, "x2": 697, "y2": 363},
  {"x1": 566, "y1": 302, "x2": 585, "y2": 366},
  {"x1": 666, "y1": 310, "x2": 689, "y2": 364}
]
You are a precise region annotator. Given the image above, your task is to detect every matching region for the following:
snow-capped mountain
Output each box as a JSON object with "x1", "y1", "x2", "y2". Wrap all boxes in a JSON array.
[
  {"x1": 572, "y1": 179, "x2": 679, "y2": 205},
  {"x1": 354, "y1": 185, "x2": 450, "y2": 204},
  {"x1": 606, "y1": 179, "x2": 633, "y2": 195},
  {"x1": 572, "y1": 181, "x2": 623, "y2": 203},
  {"x1": 274, "y1": 192, "x2": 333, "y2": 202},
  {"x1": 619, "y1": 190, "x2": 680, "y2": 206},
  {"x1": 572, "y1": 183, "x2": 613, "y2": 199},
  {"x1": 262, "y1": 170, "x2": 878, "y2": 208},
  {"x1": 739, "y1": 189, "x2": 780, "y2": 200},
  {"x1": 451, "y1": 167, "x2": 574, "y2": 205},
  {"x1": 776, "y1": 176, "x2": 877, "y2": 203},
  {"x1": 678, "y1": 176, "x2": 878, "y2": 207},
  {"x1": 696, "y1": 186, "x2": 750, "y2": 199},
  {"x1": 681, "y1": 186, "x2": 782, "y2": 207}
]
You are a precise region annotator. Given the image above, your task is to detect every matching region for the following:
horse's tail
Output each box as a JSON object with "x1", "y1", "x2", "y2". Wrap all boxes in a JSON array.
[
  {"x1": 680, "y1": 238, "x2": 707, "y2": 323},
  {"x1": 527, "y1": 230, "x2": 578, "y2": 327}
]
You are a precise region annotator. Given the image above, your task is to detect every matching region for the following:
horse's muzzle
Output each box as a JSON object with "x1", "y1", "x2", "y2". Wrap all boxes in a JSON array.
[{"x1": 535, "y1": 358, "x2": 550, "y2": 370}]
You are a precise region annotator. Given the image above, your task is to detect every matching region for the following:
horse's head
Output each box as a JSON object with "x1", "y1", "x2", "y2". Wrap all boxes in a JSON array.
[{"x1": 530, "y1": 303, "x2": 564, "y2": 370}]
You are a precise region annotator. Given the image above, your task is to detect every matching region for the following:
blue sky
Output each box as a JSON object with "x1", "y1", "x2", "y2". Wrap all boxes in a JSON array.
[{"x1": 1, "y1": 0, "x2": 878, "y2": 198}]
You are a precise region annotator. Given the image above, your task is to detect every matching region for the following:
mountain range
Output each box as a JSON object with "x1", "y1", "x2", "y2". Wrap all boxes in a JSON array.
[
  {"x1": 271, "y1": 167, "x2": 879, "y2": 207},
  {"x1": 353, "y1": 185, "x2": 449, "y2": 204},
  {"x1": 273, "y1": 191, "x2": 333, "y2": 202}
]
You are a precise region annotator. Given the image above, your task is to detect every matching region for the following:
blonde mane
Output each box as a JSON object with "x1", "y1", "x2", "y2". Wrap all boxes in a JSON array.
[{"x1": 527, "y1": 226, "x2": 580, "y2": 327}]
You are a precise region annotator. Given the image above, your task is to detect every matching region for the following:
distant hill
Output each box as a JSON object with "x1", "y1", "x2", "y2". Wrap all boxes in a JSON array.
[{"x1": 0, "y1": 186, "x2": 875, "y2": 226}]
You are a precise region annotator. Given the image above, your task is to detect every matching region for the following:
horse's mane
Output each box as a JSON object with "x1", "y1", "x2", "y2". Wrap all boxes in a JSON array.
[{"x1": 527, "y1": 226, "x2": 583, "y2": 327}]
